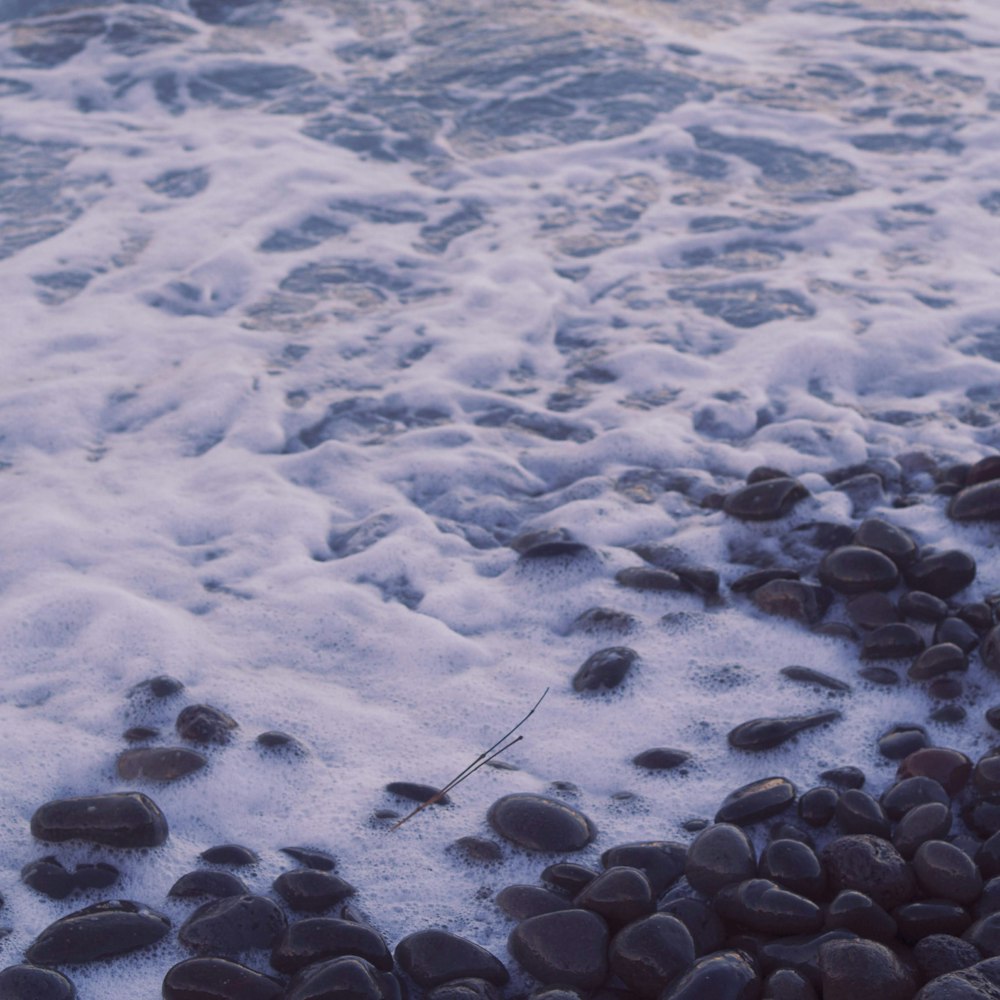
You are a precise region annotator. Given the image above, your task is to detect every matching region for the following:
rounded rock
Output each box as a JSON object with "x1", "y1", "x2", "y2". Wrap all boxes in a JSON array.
[
  {"x1": 819, "y1": 547, "x2": 899, "y2": 594},
  {"x1": 176, "y1": 704, "x2": 239, "y2": 744},
  {"x1": 949, "y1": 480, "x2": 1000, "y2": 521},
  {"x1": 507, "y1": 909, "x2": 609, "y2": 990},
  {"x1": 715, "y1": 776, "x2": 796, "y2": 825},
  {"x1": 178, "y1": 895, "x2": 286, "y2": 955},
  {"x1": 0, "y1": 965, "x2": 75, "y2": 1000},
  {"x1": 723, "y1": 478, "x2": 809, "y2": 521},
  {"x1": 540, "y1": 862, "x2": 596, "y2": 895},
  {"x1": 601, "y1": 841, "x2": 686, "y2": 895},
  {"x1": 835, "y1": 789, "x2": 890, "y2": 837},
  {"x1": 897, "y1": 899, "x2": 971, "y2": 943},
  {"x1": 169, "y1": 870, "x2": 248, "y2": 900},
  {"x1": 825, "y1": 890, "x2": 897, "y2": 943},
  {"x1": 284, "y1": 956, "x2": 401, "y2": 1000},
  {"x1": 31, "y1": 792, "x2": 168, "y2": 848},
  {"x1": 914, "y1": 956, "x2": 1000, "y2": 998},
  {"x1": 898, "y1": 747, "x2": 972, "y2": 795},
  {"x1": 685, "y1": 823, "x2": 756, "y2": 896},
  {"x1": 661, "y1": 949, "x2": 759, "y2": 1000},
  {"x1": 763, "y1": 968, "x2": 818, "y2": 1000},
  {"x1": 632, "y1": 748, "x2": 690, "y2": 771},
  {"x1": 821, "y1": 835, "x2": 916, "y2": 911},
  {"x1": 162, "y1": 957, "x2": 282, "y2": 1000},
  {"x1": 487, "y1": 794, "x2": 595, "y2": 852},
  {"x1": 280, "y1": 846, "x2": 337, "y2": 871},
  {"x1": 899, "y1": 590, "x2": 949, "y2": 623},
  {"x1": 853, "y1": 519, "x2": 918, "y2": 568},
  {"x1": 573, "y1": 866, "x2": 653, "y2": 927},
  {"x1": 495, "y1": 885, "x2": 572, "y2": 921},
  {"x1": 273, "y1": 870, "x2": 355, "y2": 913},
  {"x1": 914, "y1": 840, "x2": 983, "y2": 904},
  {"x1": 395, "y1": 929, "x2": 508, "y2": 989},
  {"x1": 818, "y1": 938, "x2": 917, "y2": 1000},
  {"x1": 913, "y1": 934, "x2": 982, "y2": 980},
  {"x1": 658, "y1": 898, "x2": 725, "y2": 956},
  {"x1": 905, "y1": 550, "x2": 976, "y2": 599},
  {"x1": 909, "y1": 643, "x2": 968, "y2": 681},
  {"x1": 572, "y1": 647, "x2": 638, "y2": 693},
  {"x1": 426, "y1": 980, "x2": 501, "y2": 1000},
  {"x1": 608, "y1": 913, "x2": 695, "y2": 998},
  {"x1": 714, "y1": 878, "x2": 823, "y2": 936},
  {"x1": 894, "y1": 803, "x2": 953, "y2": 860},
  {"x1": 759, "y1": 839, "x2": 826, "y2": 900},
  {"x1": 271, "y1": 918, "x2": 392, "y2": 974},
  {"x1": 116, "y1": 747, "x2": 207, "y2": 783},
  {"x1": 860, "y1": 623, "x2": 925, "y2": 660},
  {"x1": 200, "y1": 844, "x2": 258, "y2": 866},
  {"x1": 798, "y1": 787, "x2": 838, "y2": 828}
]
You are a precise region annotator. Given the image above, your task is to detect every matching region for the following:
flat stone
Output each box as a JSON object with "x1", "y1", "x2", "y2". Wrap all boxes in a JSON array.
[
  {"x1": 608, "y1": 913, "x2": 695, "y2": 998},
  {"x1": 487, "y1": 794, "x2": 595, "y2": 852},
  {"x1": 731, "y1": 568, "x2": 800, "y2": 593},
  {"x1": 31, "y1": 792, "x2": 168, "y2": 848},
  {"x1": 835, "y1": 789, "x2": 891, "y2": 838},
  {"x1": 385, "y1": 782, "x2": 450, "y2": 805},
  {"x1": 723, "y1": 478, "x2": 809, "y2": 520},
  {"x1": 821, "y1": 835, "x2": 916, "y2": 911},
  {"x1": 176, "y1": 704, "x2": 239, "y2": 744},
  {"x1": 853, "y1": 519, "x2": 918, "y2": 567},
  {"x1": 632, "y1": 748, "x2": 691, "y2": 770},
  {"x1": 572, "y1": 647, "x2": 639, "y2": 693},
  {"x1": 116, "y1": 747, "x2": 207, "y2": 782},
  {"x1": 905, "y1": 550, "x2": 976, "y2": 599},
  {"x1": 449, "y1": 837, "x2": 502, "y2": 864},
  {"x1": 779, "y1": 666, "x2": 850, "y2": 692},
  {"x1": 878, "y1": 725, "x2": 929, "y2": 760},
  {"x1": 26, "y1": 900, "x2": 170, "y2": 965},
  {"x1": 819, "y1": 547, "x2": 899, "y2": 594},
  {"x1": 909, "y1": 643, "x2": 967, "y2": 680},
  {"x1": 285, "y1": 956, "x2": 401, "y2": 1000},
  {"x1": 897, "y1": 900, "x2": 971, "y2": 944},
  {"x1": 661, "y1": 949, "x2": 759, "y2": 999},
  {"x1": 540, "y1": 862, "x2": 597, "y2": 895},
  {"x1": 22, "y1": 857, "x2": 118, "y2": 900},
  {"x1": 200, "y1": 844, "x2": 258, "y2": 866},
  {"x1": 256, "y1": 731, "x2": 307, "y2": 754},
  {"x1": 715, "y1": 879, "x2": 823, "y2": 936},
  {"x1": 508, "y1": 910, "x2": 609, "y2": 990},
  {"x1": 162, "y1": 957, "x2": 282, "y2": 1000},
  {"x1": 178, "y1": 894, "x2": 286, "y2": 955},
  {"x1": 511, "y1": 528, "x2": 589, "y2": 559},
  {"x1": 169, "y1": 870, "x2": 248, "y2": 900},
  {"x1": 615, "y1": 567, "x2": 685, "y2": 592},
  {"x1": 949, "y1": 480, "x2": 1000, "y2": 521},
  {"x1": 860, "y1": 623, "x2": 925, "y2": 660},
  {"x1": 395, "y1": 929, "x2": 508, "y2": 988},
  {"x1": 0, "y1": 965, "x2": 75, "y2": 1000},
  {"x1": 727, "y1": 711, "x2": 840, "y2": 751},
  {"x1": 271, "y1": 917, "x2": 392, "y2": 974},
  {"x1": 715, "y1": 776, "x2": 796, "y2": 825},
  {"x1": 273, "y1": 870, "x2": 355, "y2": 912},
  {"x1": 280, "y1": 847, "x2": 337, "y2": 871}
]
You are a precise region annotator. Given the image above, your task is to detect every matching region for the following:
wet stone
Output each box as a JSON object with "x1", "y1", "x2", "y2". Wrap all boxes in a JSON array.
[
  {"x1": 572, "y1": 647, "x2": 638, "y2": 693},
  {"x1": 632, "y1": 747, "x2": 691, "y2": 770},
  {"x1": 978, "y1": 835, "x2": 1000, "y2": 882},
  {"x1": 949, "y1": 480, "x2": 1000, "y2": 521},
  {"x1": 914, "y1": 840, "x2": 983, "y2": 904},
  {"x1": 730, "y1": 568, "x2": 800, "y2": 593},
  {"x1": 615, "y1": 567, "x2": 685, "y2": 592},
  {"x1": 511, "y1": 528, "x2": 589, "y2": 559},
  {"x1": 715, "y1": 878, "x2": 823, "y2": 935},
  {"x1": 905, "y1": 549, "x2": 977, "y2": 598},
  {"x1": 982, "y1": 625, "x2": 1000, "y2": 673},
  {"x1": 936, "y1": 616, "x2": 980, "y2": 652},
  {"x1": 608, "y1": 913, "x2": 695, "y2": 998},
  {"x1": 858, "y1": 666, "x2": 900, "y2": 685},
  {"x1": 273, "y1": 870, "x2": 355, "y2": 913},
  {"x1": 896, "y1": 899, "x2": 971, "y2": 944},
  {"x1": 900, "y1": 590, "x2": 949, "y2": 622},
  {"x1": 847, "y1": 592, "x2": 900, "y2": 630},
  {"x1": 123, "y1": 726, "x2": 159, "y2": 742},
  {"x1": 169, "y1": 869, "x2": 248, "y2": 900},
  {"x1": 685, "y1": 823, "x2": 756, "y2": 895},
  {"x1": 176, "y1": 704, "x2": 239, "y2": 744},
  {"x1": 285, "y1": 956, "x2": 401, "y2": 1000},
  {"x1": 574, "y1": 867, "x2": 653, "y2": 927},
  {"x1": 661, "y1": 949, "x2": 759, "y2": 1000},
  {"x1": 976, "y1": 755, "x2": 1000, "y2": 797},
  {"x1": 779, "y1": 666, "x2": 850, "y2": 692},
  {"x1": 821, "y1": 766, "x2": 866, "y2": 789},
  {"x1": 200, "y1": 844, "x2": 258, "y2": 866},
  {"x1": 914, "y1": 956, "x2": 1000, "y2": 998},
  {"x1": 540, "y1": 862, "x2": 596, "y2": 895},
  {"x1": 752, "y1": 580, "x2": 829, "y2": 625},
  {"x1": 162, "y1": 957, "x2": 282, "y2": 1000},
  {"x1": 853, "y1": 519, "x2": 918, "y2": 568},
  {"x1": 929, "y1": 677, "x2": 964, "y2": 700},
  {"x1": 878, "y1": 726, "x2": 929, "y2": 760},
  {"x1": 569, "y1": 607, "x2": 638, "y2": 635},
  {"x1": 508, "y1": 910, "x2": 609, "y2": 990},
  {"x1": 271, "y1": 917, "x2": 393, "y2": 974},
  {"x1": 26, "y1": 900, "x2": 170, "y2": 965},
  {"x1": 427, "y1": 980, "x2": 501, "y2": 1000},
  {"x1": 913, "y1": 934, "x2": 982, "y2": 980},
  {"x1": 658, "y1": 898, "x2": 725, "y2": 956},
  {"x1": 715, "y1": 776, "x2": 796, "y2": 825},
  {"x1": 601, "y1": 841, "x2": 686, "y2": 895},
  {"x1": 281, "y1": 846, "x2": 337, "y2": 871},
  {"x1": 758, "y1": 930, "x2": 856, "y2": 988},
  {"x1": 825, "y1": 890, "x2": 897, "y2": 943},
  {"x1": 129, "y1": 674, "x2": 185, "y2": 699},
  {"x1": 909, "y1": 643, "x2": 968, "y2": 680},
  {"x1": 988, "y1": 706, "x2": 1000, "y2": 731},
  {"x1": 835, "y1": 789, "x2": 891, "y2": 837},
  {"x1": 495, "y1": 885, "x2": 572, "y2": 920},
  {"x1": 385, "y1": 782, "x2": 450, "y2": 805},
  {"x1": 722, "y1": 477, "x2": 809, "y2": 520},
  {"x1": 256, "y1": 731, "x2": 307, "y2": 754},
  {"x1": 0, "y1": 965, "x2": 75, "y2": 1000},
  {"x1": 860, "y1": 623, "x2": 925, "y2": 660},
  {"x1": 818, "y1": 937, "x2": 917, "y2": 1000},
  {"x1": 450, "y1": 837, "x2": 502, "y2": 864},
  {"x1": 881, "y1": 777, "x2": 949, "y2": 821},
  {"x1": 763, "y1": 968, "x2": 818, "y2": 1000},
  {"x1": 728, "y1": 711, "x2": 840, "y2": 751},
  {"x1": 819, "y1": 546, "x2": 899, "y2": 594},
  {"x1": 812, "y1": 621, "x2": 857, "y2": 640},
  {"x1": 898, "y1": 747, "x2": 973, "y2": 795},
  {"x1": 396, "y1": 929, "x2": 508, "y2": 989},
  {"x1": 798, "y1": 787, "x2": 838, "y2": 827},
  {"x1": 822, "y1": 835, "x2": 916, "y2": 912},
  {"x1": 31, "y1": 792, "x2": 168, "y2": 848},
  {"x1": 22, "y1": 858, "x2": 118, "y2": 899},
  {"x1": 178, "y1": 894, "x2": 287, "y2": 955},
  {"x1": 759, "y1": 840, "x2": 826, "y2": 900},
  {"x1": 116, "y1": 746, "x2": 207, "y2": 782},
  {"x1": 487, "y1": 794, "x2": 595, "y2": 852}
]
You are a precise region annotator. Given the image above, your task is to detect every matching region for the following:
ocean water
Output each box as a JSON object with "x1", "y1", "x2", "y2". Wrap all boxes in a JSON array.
[{"x1": 2, "y1": 0, "x2": 1000, "y2": 994}]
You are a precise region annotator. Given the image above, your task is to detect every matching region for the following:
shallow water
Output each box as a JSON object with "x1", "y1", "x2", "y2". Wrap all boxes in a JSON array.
[{"x1": 2, "y1": 0, "x2": 1000, "y2": 994}]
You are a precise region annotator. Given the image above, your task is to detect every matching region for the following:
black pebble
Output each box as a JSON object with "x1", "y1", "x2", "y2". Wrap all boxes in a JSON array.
[
  {"x1": 722, "y1": 478, "x2": 809, "y2": 520},
  {"x1": 798, "y1": 788, "x2": 838, "y2": 828},
  {"x1": 573, "y1": 867, "x2": 654, "y2": 927},
  {"x1": 912, "y1": 933, "x2": 982, "y2": 980},
  {"x1": 909, "y1": 643, "x2": 967, "y2": 680},
  {"x1": 751, "y1": 580, "x2": 830, "y2": 625},
  {"x1": 495, "y1": 885, "x2": 572, "y2": 920},
  {"x1": 895, "y1": 899, "x2": 971, "y2": 944},
  {"x1": 449, "y1": 837, "x2": 502, "y2": 864},
  {"x1": 256, "y1": 731, "x2": 307, "y2": 754},
  {"x1": 31, "y1": 792, "x2": 168, "y2": 848},
  {"x1": 821, "y1": 835, "x2": 916, "y2": 911},
  {"x1": 26, "y1": 900, "x2": 170, "y2": 965},
  {"x1": 385, "y1": 782, "x2": 450, "y2": 805},
  {"x1": 569, "y1": 608, "x2": 638, "y2": 635},
  {"x1": 880, "y1": 777, "x2": 949, "y2": 820},
  {"x1": 274, "y1": 870, "x2": 356, "y2": 913},
  {"x1": 572, "y1": 648, "x2": 639, "y2": 693},
  {"x1": 507, "y1": 910, "x2": 609, "y2": 990},
  {"x1": 615, "y1": 567, "x2": 685, "y2": 591},
  {"x1": 162, "y1": 957, "x2": 282, "y2": 1000},
  {"x1": 632, "y1": 748, "x2": 691, "y2": 770},
  {"x1": 759, "y1": 839, "x2": 826, "y2": 900},
  {"x1": 914, "y1": 840, "x2": 983, "y2": 904},
  {"x1": 116, "y1": 746, "x2": 207, "y2": 782},
  {"x1": 715, "y1": 776, "x2": 796, "y2": 825},
  {"x1": 819, "y1": 546, "x2": 899, "y2": 594},
  {"x1": 936, "y1": 616, "x2": 980, "y2": 653},
  {"x1": 540, "y1": 862, "x2": 597, "y2": 895},
  {"x1": 685, "y1": 823, "x2": 756, "y2": 895},
  {"x1": 659, "y1": 897, "x2": 725, "y2": 956},
  {"x1": 176, "y1": 704, "x2": 239, "y2": 744},
  {"x1": 728, "y1": 711, "x2": 840, "y2": 751},
  {"x1": 982, "y1": 625, "x2": 1000, "y2": 674},
  {"x1": 284, "y1": 956, "x2": 401, "y2": 1000},
  {"x1": 178, "y1": 894, "x2": 287, "y2": 955},
  {"x1": 0, "y1": 965, "x2": 75, "y2": 1000},
  {"x1": 878, "y1": 726, "x2": 929, "y2": 760},
  {"x1": 897, "y1": 747, "x2": 972, "y2": 795},
  {"x1": 779, "y1": 666, "x2": 850, "y2": 692},
  {"x1": 169, "y1": 870, "x2": 248, "y2": 900},
  {"x1": 715, "y1": 878, "x2": 823, "y2": 935},
  {"x1": 200, "y1": 844, "x2": 258, "y2": 866},
  {"x1": 123, "y1": 726, "x2": 159, "y2": 742},
  {"x1": 894, "y1": 802, "x2": 952, "y2": 859},
  {"x1": 600, "y1": 842, "x2": 686, "y2": 895},
  {"x1": 948, "y1": 479, "x2": 1000, "y2": 521},
  {"x1": 860, "y1": 623, "x2": 925, "y2": 660},
  {"x1": 661, "y1": 949, "x2": 758, "y2": 999},
  {"x1": 511, "y1": 528, "x2": 589, "y2": 558},
  {"x1": 820, "y1": 766, "x2": 865, "y2": 789},
  {"x1": 906, "y1": 955, "x2": 1000, "y2": 997},
  {"x1": 905, "y1": 549, "x2": 976, "y2": 599},
  {"x1": 858, "y1": 666, "x2": 899, "y2": 685},
  {"x1": 758, "y1": 929, "x2": 854, "y2": 987},
  {"x1": 818, "y1": 937, "x2": 916, "y2": 1000},
  {"x1": 427, "y1": 980, "x2": 501, "y2": 1000},
  {"x1": 22, "y1": 857, "x2": 118, "y2": 900},
  {"x1": 835, "y1": 789, "x2": 891, "y2": 837},
  {"x1": 281, "y1": 846, "x2": 337, "y2": 871},
  {"x1": 847, "y1": 591, "x2": 901, "y2": 631},
  {"x1": 825, "y1": 890, "x2": 897, "y2": 942},
  {"x1": 762, "y1": 968, "x2": 818, "y2": 1000},
  {"x1": 731, "y1": 568, "x2": 800, "y2": 593},
  {"x1": 487, "y1": 794, "x2": 595, "y2": 852},
  {"x1": 129, "y1": 675, "x2": 185, "y2": 699},
  {"x1": 853, "y1": 519, "x2": 918, "y2": 568},
  {"x1": 608, "y1": 913, "x2": 695, "y2": 998},
  {"x1": 899, "y1": 590, "x2": 949, "y2": 622},
  {"x1": 271, "y1": 917, "x2": 392, "y2": 974},
  {"x1": 395, "y1": 929, "x2": 508, "y2": 988}
]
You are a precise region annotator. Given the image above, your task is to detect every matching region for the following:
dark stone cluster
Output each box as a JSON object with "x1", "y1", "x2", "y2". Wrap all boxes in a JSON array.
[{"x1": 492, "y1": 743, "x2": 1000, "y2": 1000}]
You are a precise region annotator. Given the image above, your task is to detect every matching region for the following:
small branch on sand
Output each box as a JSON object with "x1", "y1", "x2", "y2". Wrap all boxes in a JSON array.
[{"x1": 389, "y1": 688, "x2": 550, "y2": 832}]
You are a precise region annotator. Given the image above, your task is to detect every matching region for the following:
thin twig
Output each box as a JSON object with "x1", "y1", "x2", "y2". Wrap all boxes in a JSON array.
[{"x1": 389, "y1": 688, "x2": 549, "y2": 832}]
